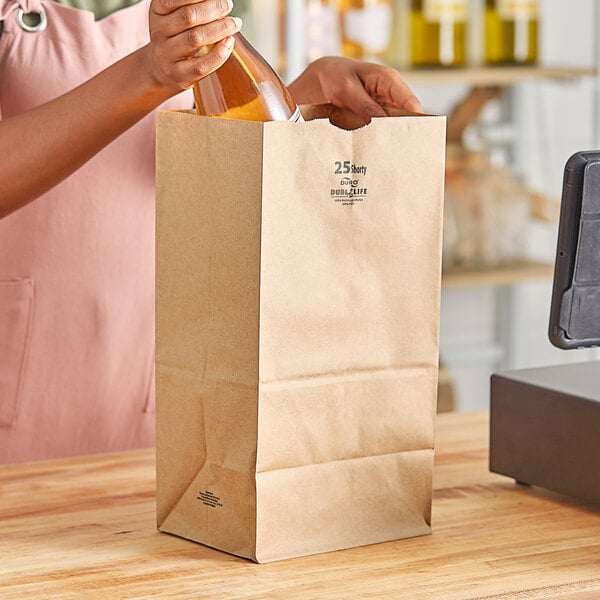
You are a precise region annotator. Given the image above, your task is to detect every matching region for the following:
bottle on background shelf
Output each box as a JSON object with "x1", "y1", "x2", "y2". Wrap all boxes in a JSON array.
[
  {"x1": 193, "y1": 33, "x2": 302, "y2": 122},
  {"x1": 305, "y1": 0, "x2": 342, "y2": 62},
  {"x1": 484, "y1": 0, "x2": 538, "y2": 64},
  {"x1": 385, "y1": 0, "x2": 411, "y2": 68},
  {"x1": 410, "y1": 0, "x2": 468, "y2": 67},
  {"x1": 467, "y1": 0, "x2": 485, "y2": 65},
  {"x1": 340, "y1": 0, "x2": 394, "y2": 60}
]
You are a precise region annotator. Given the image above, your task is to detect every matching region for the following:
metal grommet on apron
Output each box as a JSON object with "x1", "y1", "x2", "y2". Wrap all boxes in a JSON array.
[{"x1": 16, "y1": 6, "x2": 47, "y2": 32}]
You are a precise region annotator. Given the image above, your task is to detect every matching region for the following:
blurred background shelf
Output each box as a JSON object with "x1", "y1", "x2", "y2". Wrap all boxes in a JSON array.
[
  {"x1": 442, "y1": 261, "x2": 555, "y2": 290},
  {"x1": 401, "y1": 65, "x2": 596, "y2": 87}
]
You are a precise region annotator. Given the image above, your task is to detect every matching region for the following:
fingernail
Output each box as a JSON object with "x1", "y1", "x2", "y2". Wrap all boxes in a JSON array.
[
  {"x1": 224, "y1": 36, "x2": 235, "y2": 49},
  {"x1": 232, "y1": 16, "x2": 242, "y2": 28},
  {"x1": 227, "y1": 0, "x2": 233, "y2": 9}
]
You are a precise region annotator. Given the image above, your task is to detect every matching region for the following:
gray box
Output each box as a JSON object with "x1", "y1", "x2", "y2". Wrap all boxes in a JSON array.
[{"x1": 490, "y1": 361, "x2": 600, "y2": 503}]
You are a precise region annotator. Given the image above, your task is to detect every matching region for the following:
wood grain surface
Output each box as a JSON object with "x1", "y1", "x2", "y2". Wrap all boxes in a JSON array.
[{"x1": 1, "y1": 411, "x2": 599, "y2": 599}]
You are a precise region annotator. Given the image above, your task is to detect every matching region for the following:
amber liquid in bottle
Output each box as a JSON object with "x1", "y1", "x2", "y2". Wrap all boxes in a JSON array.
[
  {"x1": 193, "y1": 33, "x2": 302, "y2": 122},
  {"x1": 410, "y1": 0, "x2": 467, "y2": 67},
  {"x1": 484, "y1": 0, "x2": 538, "y2": 64}
]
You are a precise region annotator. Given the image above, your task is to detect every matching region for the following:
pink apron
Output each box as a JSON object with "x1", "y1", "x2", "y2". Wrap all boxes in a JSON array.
[{"x1": 0, "y1": 0, "x2": 192, "y2": 463}]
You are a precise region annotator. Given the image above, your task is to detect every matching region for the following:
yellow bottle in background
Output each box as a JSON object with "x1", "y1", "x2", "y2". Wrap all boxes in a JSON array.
[
  {"x1": 484, "y1": 0, "x2": 538, "y2": 64},
  {"x1": 340, "y1": 0, "x2": 393, "y2": 60},
  {"x1": 385, "y1": 0, "x2": 411, "y2": 68},
  {"x1": 410, "y1": 0, "x2": 468, "y2": 67},
  {"x1": 193, "y1": 33, "x2": 302, "y2": 122}
]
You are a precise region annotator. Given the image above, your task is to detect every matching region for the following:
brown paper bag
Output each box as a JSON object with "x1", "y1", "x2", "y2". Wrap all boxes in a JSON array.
[{"x1": 155, "y1": 106, "x2": 446, "y2": 563}]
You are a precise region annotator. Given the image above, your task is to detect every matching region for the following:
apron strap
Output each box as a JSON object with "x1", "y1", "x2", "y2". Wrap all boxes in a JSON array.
[
  {"x1": 0, "y1": 1, "x2": 44, "y2": 22},
  {"x1": 0, "y1": 0, "x2": 46, "y2": 119}
]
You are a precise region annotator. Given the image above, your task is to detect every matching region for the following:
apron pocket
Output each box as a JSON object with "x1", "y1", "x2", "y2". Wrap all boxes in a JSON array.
[{"x1": 0, "y1": 278, "x2": 34, "y2": 427}]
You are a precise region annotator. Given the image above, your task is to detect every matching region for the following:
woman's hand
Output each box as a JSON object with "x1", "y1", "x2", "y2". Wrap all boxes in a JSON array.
[
  {"x1": 145, "y1": 0, "x2": 242, "y2": 93},
  {"x1": 0, "y1": 0, "x2": 243, "y2": 217},
  {"x1": 288, "y1": 57, "x2": 422, "y2": 124}
]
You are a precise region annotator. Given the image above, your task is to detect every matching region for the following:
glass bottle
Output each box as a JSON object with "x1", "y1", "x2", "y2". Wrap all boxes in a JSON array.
[
  {"x1": 193, "y1": 33, "x2": 302, "y2": 122},
  {"x1": 410, "y1": 0, "x2": 468, "y2": 67},
  {"x1": 484, "y1": 0, "x2": 538, "y2": 64},
  {"x1": 306, "y1": 0, "x2": 342, "y2": 62},
  {"x1": 339, "y1": 0, "x2": 393, "y2": 60},
  {"x1": 385, "y1": 0, "x2": 411, "y2": 68},
  {"x1": 467, "y1": 0, "x2": 485, "y2": 66}
]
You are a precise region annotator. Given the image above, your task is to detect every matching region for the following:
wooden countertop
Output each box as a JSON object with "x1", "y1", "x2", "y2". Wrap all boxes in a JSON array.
[{"x1": 1, "y1": 411, "x2": 599, "y2": 599}]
